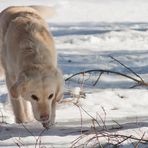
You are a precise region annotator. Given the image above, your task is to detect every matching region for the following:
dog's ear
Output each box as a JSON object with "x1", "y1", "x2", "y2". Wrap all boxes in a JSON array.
[{"x1": 10, "y1": 73, "x2": 29, "y2": 98}]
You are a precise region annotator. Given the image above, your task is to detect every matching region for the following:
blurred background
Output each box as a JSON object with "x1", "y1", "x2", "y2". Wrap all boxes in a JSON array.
[{"x1": 1, "y1": 0, "x2": 148, "y2": 23}]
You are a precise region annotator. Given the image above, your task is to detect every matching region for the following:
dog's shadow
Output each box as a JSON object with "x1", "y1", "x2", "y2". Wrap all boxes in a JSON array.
[
  {"x1": 0, "y1": 120, "x2": 88, "y2": 141},
  {"x1": 1, "y1": 119, "x2": 148, "y2": 147},
  {"x1": 1, "y1": 118, "x2": 148, "y2": 140}
]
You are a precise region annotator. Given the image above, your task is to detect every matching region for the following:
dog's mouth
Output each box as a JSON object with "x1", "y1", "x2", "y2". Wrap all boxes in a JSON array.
[
  {"x1": 41, "y1": 120, "x2": 54, "y2": 129},
  {"x1": 41, "y1": 120, "x2": 50, "y2": 129}
]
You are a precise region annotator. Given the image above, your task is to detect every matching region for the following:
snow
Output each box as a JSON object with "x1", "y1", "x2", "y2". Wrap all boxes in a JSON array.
[{"x1": 1, "y1": 0, "x2": 148, "y2": 147}]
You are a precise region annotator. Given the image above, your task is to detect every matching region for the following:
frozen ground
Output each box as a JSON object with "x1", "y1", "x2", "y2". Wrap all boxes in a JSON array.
[{"x1": 1, "y1": 0, "x2": 148, "y2": 147}]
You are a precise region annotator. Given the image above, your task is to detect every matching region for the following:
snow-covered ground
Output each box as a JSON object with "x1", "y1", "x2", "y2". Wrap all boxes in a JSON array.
[{"x1": 1, "y1": 0, "x2": 148, "y2": 147}]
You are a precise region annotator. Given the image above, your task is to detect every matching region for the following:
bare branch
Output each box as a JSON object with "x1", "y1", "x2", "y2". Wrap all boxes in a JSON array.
[
  {"x1": 134, "y1": 132, "x2": 145, "y2": 148},
  {"x1": 71, "y1": 103, "x2": 148, "y2": 147},
  {"x1": 109, "y1": 56, "x2": 144, "y2": 82},
  {"x1": 65, "y1": 69, "x2": 148, "y2": 87},
  {"x1": 93, "y1": 72, "x2": 103, "y2": 86},
  {"x1": 21, "y1": 123, "x2": 36, "y2": 140},
  {"x1": 35, "y1": 128, "x2": 48, "y2": 148}
]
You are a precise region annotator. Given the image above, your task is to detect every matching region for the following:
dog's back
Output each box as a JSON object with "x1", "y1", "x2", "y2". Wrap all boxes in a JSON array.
[
  {"x1": 0, "y1": 6, "x2": 54, "y2": 38},
  {"x1": 0, "y1": 6, "x2": 42, "y2": 43},
  {"x1": 0, "y1": 6, "x2": 63, "y2": 127},
  {"x1": 0, "y1": 6, "x2": 56, "y2": 74}
]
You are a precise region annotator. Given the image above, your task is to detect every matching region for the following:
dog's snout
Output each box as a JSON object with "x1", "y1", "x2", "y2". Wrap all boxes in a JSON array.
[{"x1": 40, "y1": 114, "x2": 49, "y2": 121}]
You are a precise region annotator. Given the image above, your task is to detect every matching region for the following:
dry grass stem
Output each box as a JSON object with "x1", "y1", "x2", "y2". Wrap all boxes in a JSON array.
[{"x1": 71, "y1": 103, "x2": 148, "y2": 147}]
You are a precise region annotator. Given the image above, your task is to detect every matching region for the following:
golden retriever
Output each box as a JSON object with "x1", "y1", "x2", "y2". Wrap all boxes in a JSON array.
[{"x1": 0, "y1": 6, "x2": 64, "y2": 128}]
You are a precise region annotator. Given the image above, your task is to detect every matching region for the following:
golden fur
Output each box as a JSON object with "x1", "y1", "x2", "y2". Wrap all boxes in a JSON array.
[{"x1": 0, "y1": 6, "x2": 64, "y2": 128}]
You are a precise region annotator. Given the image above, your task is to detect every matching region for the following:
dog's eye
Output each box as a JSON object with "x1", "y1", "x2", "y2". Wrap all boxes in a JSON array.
[
  {"x1": 31, "y1": 95, "x2": 39, "y2": 101},
  {"x1": 48, "y1": 93, "x2": 54, "y2": 100}
]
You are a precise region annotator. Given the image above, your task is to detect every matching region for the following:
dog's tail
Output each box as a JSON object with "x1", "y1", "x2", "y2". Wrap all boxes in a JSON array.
[{"x1": 30, "y1": 5, "x2": 56, "y2": 18}]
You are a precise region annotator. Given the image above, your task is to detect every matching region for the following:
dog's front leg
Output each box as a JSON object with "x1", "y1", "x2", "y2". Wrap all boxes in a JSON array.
[
  {"x1": 10, "y1": 97, "x2": 28, "y2": 123},
  {"x1": 23, "y1": 99, "x2": 34, "y2": 122},
  {"x1": 6, "y1": 75, "x2": 29, "y2": 123}
]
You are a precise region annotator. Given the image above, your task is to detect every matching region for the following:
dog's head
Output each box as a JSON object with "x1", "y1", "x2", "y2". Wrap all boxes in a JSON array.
[{"x1": 10, "y1": 67, "x2": 64, "y2": 128}]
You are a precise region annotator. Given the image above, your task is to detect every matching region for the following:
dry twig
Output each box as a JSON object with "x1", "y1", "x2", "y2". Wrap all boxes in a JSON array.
[
  {"x1": 109, "y1": 56, "x2": 144, "y2": 82},
  {"x1": 65, "y1": 69, "x2": 148, "y2": 87},
  {"x1": 65, "y1": 56, "x2": 148, "y2": 88},
  {"x1": 71, "y1": 103, "x2": 148, "y2": 147}
]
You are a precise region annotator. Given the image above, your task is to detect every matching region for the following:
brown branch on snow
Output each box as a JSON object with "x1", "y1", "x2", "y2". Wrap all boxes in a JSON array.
[
  {"x1": 134, "y1": 132, "x2": 146, "y2": 148},
  {"x1": 104, "y1": 133, "x2": 148, "y2": 144},
  {"x1": 74, "y1": 103, "x2": 83, "y2": 135},
  {"x1": 65, "y1": 69, "x2": 148, "y2": 87},
  {"x1": 71, "y1": 103, "x2": 148, "y2": 148},
  {"x1": 14, "y1": 121, "x2": 49, "y2": 148},
  {"x1": 65, "y1": 56, "x2": 148, "y2": 88},
  {"x1": 35, "y1": 128, "x2": 48, "y2": 148},
  {"x1": 93, "y1": 71, "x2": 103, "y2": 86},
  {"x1": 20, "y1": 123, "x2": 37, "y2": 140},
  {"x1": 13, "y1": 137, "x2": 25, "y2": 148},
  {"x1": 109, "y1": 56, "x2": 144, "y2": 83},
  {"x1": 0, "y1": 110, "x2": 5, "y2": 124},
  {"x1": 66, "y1": 57, "x2": 148, "y2": 147},
  {"x1": 112, "y1": 120, "x2": 123, "y2": 129},
  {"x1": 71, "y1": 124, "x2": 148, "y2": 148}
]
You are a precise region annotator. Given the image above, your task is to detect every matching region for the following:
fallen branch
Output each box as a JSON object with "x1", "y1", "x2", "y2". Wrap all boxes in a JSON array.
[
  {"x1": 71, "y1": 103, "x2": 148, "y2": 147},
  {"x1": 65, "y1": 69, "x2": 148, "y2": 87},
  {"x1": 71, "y1": 127, "x2": 148, "y2": 147},
  {"x1": 109, "y1": 56, "x2": 144, "y2": 83},
  {"x1": 134, "y1": 132, "x2": 145, "y2": 148},
  {"x1": 65, "y1": 56, "x2": 148, "y2": 88}
]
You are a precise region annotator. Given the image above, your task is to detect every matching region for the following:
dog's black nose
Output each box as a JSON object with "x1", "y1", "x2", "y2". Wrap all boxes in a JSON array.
[{"x1": 40, "y1": 114, "x2": 49, "y2": 121}]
